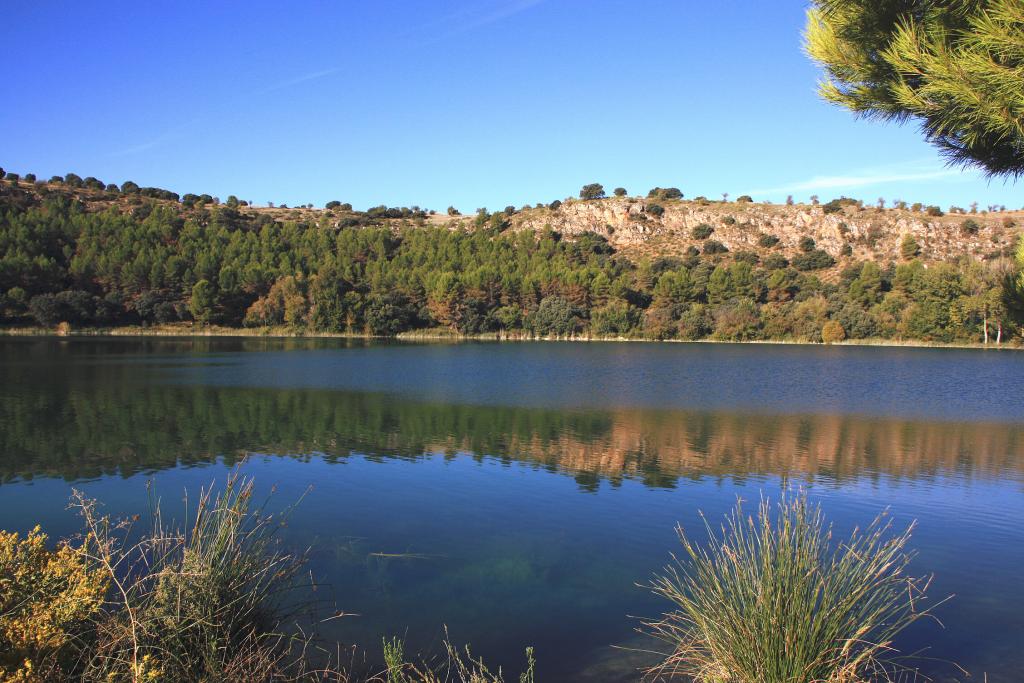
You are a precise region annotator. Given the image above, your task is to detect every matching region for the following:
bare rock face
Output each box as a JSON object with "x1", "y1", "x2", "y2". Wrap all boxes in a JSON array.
[{"x1": 504, "y1": 197, "x2": 1020, "y2": 270}]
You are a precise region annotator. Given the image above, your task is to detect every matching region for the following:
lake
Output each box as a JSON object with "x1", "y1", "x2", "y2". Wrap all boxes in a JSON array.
[{"x1": 1, "y1": 337, "x2": 1022, "y2": 681}]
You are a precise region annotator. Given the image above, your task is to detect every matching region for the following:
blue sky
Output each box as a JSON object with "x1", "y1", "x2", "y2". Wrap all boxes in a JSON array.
[{"x1": 2, "y1": 1, "x2": 1020, "y2": 212}]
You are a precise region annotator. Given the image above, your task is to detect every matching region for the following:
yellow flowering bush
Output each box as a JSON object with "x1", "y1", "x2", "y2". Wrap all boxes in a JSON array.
[{"x1": 0, "y1": 526, "x2": 108, "y2": 681}]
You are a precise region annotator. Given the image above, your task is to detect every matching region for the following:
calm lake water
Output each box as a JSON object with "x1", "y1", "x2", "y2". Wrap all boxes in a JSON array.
[{"x1": 1, "y1": 337, "x2": 1022, "y2": 681}]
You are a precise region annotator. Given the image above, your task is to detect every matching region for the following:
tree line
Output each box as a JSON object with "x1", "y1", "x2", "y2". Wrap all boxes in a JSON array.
[{"x1": 1, "y1": 179, "x2": 1021, "y2": 344}]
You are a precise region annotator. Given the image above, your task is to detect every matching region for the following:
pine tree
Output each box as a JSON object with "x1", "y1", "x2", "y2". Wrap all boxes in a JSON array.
[{"x1": 806, "y1": 0, "x2": 1024, "y2": 177}]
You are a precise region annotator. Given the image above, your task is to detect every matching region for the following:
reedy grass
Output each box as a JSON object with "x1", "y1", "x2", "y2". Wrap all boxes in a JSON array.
[
  {"x1": 72, "y1": 471, "x2": 313, "y2": 682},
  {"x1": 642, "y1": 494, "x2": 938, "y2": 683},
  {"x1": 1, "y1": 470, "x2": 537, "y2": 683},
  {"x1": 381, "y1": 630, "x2": 536, "y2": 683}
]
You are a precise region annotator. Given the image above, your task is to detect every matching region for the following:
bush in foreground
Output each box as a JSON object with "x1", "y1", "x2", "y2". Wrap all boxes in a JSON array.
[
  {"x1": 0, "y1": 473, "x2": 535, "y2": 683},
  {"x1": 643, "y1": 494, "x2": 934, "y2": 683}
]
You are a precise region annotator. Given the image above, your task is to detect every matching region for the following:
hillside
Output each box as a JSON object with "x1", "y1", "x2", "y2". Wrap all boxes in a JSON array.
[
  {"x1": 4, "y1": 174, "x2": 1020, "y2": 271},
  {"x1": 1, "y1": 173, "x2": 1022, "y2": 345},
  {"x1": 504, "y1": 197, "x2": 1020, "y2": 269}
]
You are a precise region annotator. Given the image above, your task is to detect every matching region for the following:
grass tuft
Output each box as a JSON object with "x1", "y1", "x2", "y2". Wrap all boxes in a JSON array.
[{"x1": 642, "y1": 493, "x2": 937, "y2": 682}]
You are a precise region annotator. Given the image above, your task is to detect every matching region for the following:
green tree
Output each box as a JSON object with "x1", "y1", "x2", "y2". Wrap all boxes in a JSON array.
[
  {"x1": 579, "y1": 183, "x2": 606, "y2": 200},
  {"x1": 613, "y1": 187, "x2": 628, "y2": 197},
  {"x1": 189, "y1": 279, "x2": 215, "y2": 324},
  {"x1": 901, "y1": 234, "x2": 921, "y2": 260},
  {"x1": 806, "y1": 0, "x2": 1024, "y2": 176}
]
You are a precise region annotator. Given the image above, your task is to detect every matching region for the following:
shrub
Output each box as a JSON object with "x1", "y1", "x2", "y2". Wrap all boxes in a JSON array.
[
  {"x1": 821, "y1": 319, "x2": 846, "y2": 343},
  {"x1": 0, "y1": 526, "x2": 108, "y2": 679},
  {"x1": 648, "y1": 187, "x2": 683, "y2": 200},
  {"x1": 702, "y1": 240, "x2": 728, "y2": 254},
  {"x1": 732, "y1": 250, "x2": 760, "y2": 265},
  {"x1": 757, "y1": 233, "x2": 780, "y2": 248},
  {"x1": 530, "y1": 296, "x2": 583, "y2": 336},
  {"x1": 613, "y1": 187, "x2": 627, "y2": 197},
  {"x1": 28, "y1": 294, "x2": 63, "y2": 326},
  {"x1": 677, "y1": 304, "x2": 713, "y2": 340},
  {"x1": 792, "y1": 249, "x2": 835, "y2": 271},
  {"x1": 764, "y1": 254, "x2": 789, "y2": 270},
  {"x1": 643, "y1": 494, "x2": 932, "y2": 683},
  {"x1": 798, "y1": 236, "x2": 816, "y2": 252},
  {"x1": 721, "y1": 216, "x2": 737, "y2": 226},
  {"x1": 960, "y1": 218, "x2": 980, "y2": 235},
  {"x1": 590, "y1": 299, "x2": 640, "y2": 336},
  {"x1": 548, "y1": 200, "x2": 562, "y2": 210},
  {"x1": 736, "y1": 194, "x2": 753, "y2": 203},
  {"x1": 822, "y1": 199, "x2": 844, "y2": 214},
  {"x1": 691, "y1": 224, "x2": 714, "y2": 240},
  {"x1": 325, "y1": 200, "x2": 341, "y2": 210},
  {"x1": 647, "y1": 203, "x2": 665, "y2": 218},
  {"x1": 925, "y1": 205, "x2": 944, "y2": 217},
  {"x1": 579, "y1": 183, "x2": 605, "y2": 200},
  {"x1": 711, "y1": 298, "x2": 760, "y2": 340}
]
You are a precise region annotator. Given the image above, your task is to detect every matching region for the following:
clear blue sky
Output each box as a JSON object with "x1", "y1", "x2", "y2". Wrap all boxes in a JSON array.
[{"x1": 2, "y1": 1, "x2": 1020, "y2": 212}]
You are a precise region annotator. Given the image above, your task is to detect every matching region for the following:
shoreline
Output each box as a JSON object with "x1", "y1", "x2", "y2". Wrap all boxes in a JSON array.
[{"x1": 0, "y1": 324, "x2": 1019, "y2": 351}]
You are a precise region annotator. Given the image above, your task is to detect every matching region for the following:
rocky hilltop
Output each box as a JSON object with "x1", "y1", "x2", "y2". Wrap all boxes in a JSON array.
[{"x1": 496, "y1": 197, "x2": 1020, "y2": 269}]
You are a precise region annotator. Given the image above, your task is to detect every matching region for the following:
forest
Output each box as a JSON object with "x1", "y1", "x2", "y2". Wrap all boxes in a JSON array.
[{"x1": 1, "y1": 174, "x2": 1022, "y2": 345}]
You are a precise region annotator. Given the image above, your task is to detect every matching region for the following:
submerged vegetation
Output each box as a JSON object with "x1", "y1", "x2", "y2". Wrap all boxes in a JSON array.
[
  {"x1": 1, "y1": 476, "x2": 940, "y2": 682},
  {"x1": 1, "y1": 176, "x2": 1022, "y2": 345},
  {"x1": 643, "y1": 495, "x2": 934, "y2": 683}
]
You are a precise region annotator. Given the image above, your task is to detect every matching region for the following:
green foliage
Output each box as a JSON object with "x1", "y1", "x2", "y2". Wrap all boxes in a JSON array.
[
  {"x1": 0, "y1": 182, "x2": 1012, "y2": 344},
  {"x1": 190, "y1": 279, "x2": 215, "y2": 324},
  {"x1": 792, "y1": 249, "x2": 835, "y2": 271},
  {"x1": 590, "y1": 299, "x2": 640, "y2": 336},
  {"x1": 736, "y1": 194, "x2": 753, "y2": 203},
  {"x1": 691, "y1": 224, "x2": 714, "y2": 240},
  {"x1": 529, "y1": 296, "x2": 583, "y2": 336},
  {"x1": 806, "y1": 0, "x2": 1024, "y2": 176},
  {"x1": 644, "y1": 494, "x2": 932, "y2": 682},
  {"x1": 961, "y1": 218, "x2": 981, "y2": 235},
  {"x1": 901, "y1": 234, "x2": 921, "y2": 260},
  {"x1": 757, "y1": 233, "x2": 780, "y2": 248},
  {"x1": 613, "y1": 187, "x2": 627, "y2": 197},
  {"x1": 798, "y1": 236, "x2": 816, "y2": 252},
  {"x1": 702, "y1": 240, "x2": 728, "y2": 255},
  {"x1": 647, "y1": 203, "x2": 665, "y2": 218},
  {"x1": 647, "y1": 187, "x2": 683, "y2": 200},
  {"x1": 579, "y1": 183, "x2": 605, "y2": 200}
]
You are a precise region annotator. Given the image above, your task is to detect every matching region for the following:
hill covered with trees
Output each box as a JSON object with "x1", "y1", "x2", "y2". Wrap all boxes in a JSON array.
[{"x1": 1, "y1": 170, "x2": 1022, "y2": 345}]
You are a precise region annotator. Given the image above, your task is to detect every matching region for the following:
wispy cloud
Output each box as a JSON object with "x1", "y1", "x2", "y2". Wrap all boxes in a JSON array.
[
  {"x1": 404, "y1": 0, "x2": 546, "y2": 44},
  {"x1": 259, "y1": 67, "x2": 342, "y2": 95},
  {"x1": 111, "y1": 119, "x2": 199, "y2": 157},
  {"x1": 109, "y1": 66, "x2": 341, "y2": 157},
  {"x1": 747, "y1": 162, "x2": 967, "y2": 196}
]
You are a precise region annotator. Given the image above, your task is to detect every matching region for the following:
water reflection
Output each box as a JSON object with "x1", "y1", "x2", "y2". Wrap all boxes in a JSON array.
[{"x1": 2, "y1": 381, "x2": 1021, "y2": 487}]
